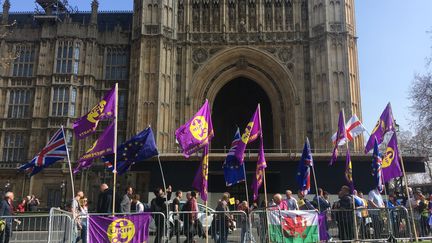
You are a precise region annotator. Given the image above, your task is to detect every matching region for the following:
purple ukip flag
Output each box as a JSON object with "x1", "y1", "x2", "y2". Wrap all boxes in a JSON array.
[
  {"x1": 345, "y1": 149, "x2": 354, "y2": 193},
  {"x1": 175, "y1": 100, "x2": 214, "y2": 158},
  {"x1": 192, "y1": 145, "x2": 209, "y2": 201},
  {"x1": 235, "y1": 105, "x2": 263, "y2": 164},
  {"x1": 88, "y1": 213, "x2": 151, "y2": 243},
  {"x1": 252, "y1": 139, "x2": 267, "y2": 201},
  {"x1": 73, "y1": 122, "x2": 115, "y2": 173},
  {"x1": 382, "y1": 133, "x2": 403, "y2": 183},
  {"x1": 329, "y1": 111, "x2": 347, "y2": 165},
  {"x1": 73, "y1": 86, "x2": 116, "y2": 140},
  {"x1": 364, "y1": 103, "x2": 395, "y2": 153}
]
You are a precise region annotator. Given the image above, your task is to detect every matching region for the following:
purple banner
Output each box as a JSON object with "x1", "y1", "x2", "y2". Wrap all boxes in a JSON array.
[
  {"x1": 329, "y1": 111, "x2": 346, "y2": 165},
  {"x1": 382, "y1": 133, "x2": 403, "y2": 183},
  {"x1": 318, "y1": 212, "x2": 329, "y2": 241},
  {"x1": 235, "y1": 105, "x2": 263, "y2": 164},
  {"x1": 192, "y1": 145, "x2": 209, "y2": 201},
  {"x1": 88, "y1": 213, "x2": 151, "y2": 243},
  {"x1": 73, "y1": 86, "x2": 116, "y2": 140},
  {"x1": 175, "y1": 100, "x2": 214, "y2": 158},
  {"x1": 74, "y1": 122, "x2": 115, "y2": 173},
  {"x1": 364, "y1": 103, "x2": 395, "y2": 153},
  {"x1": 252, "y1": 139, "x2": 267, "y2": 201}
]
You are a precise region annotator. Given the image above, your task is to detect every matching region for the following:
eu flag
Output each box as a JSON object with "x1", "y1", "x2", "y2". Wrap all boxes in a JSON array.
[
  {"x1": 372, "y1": 138, "x2": 384, "y2": 192},
  {"x1": 296, "y1": 138, "x2": 313, "y2": 195},
  {"x1": 104, "y1": 127, "x2": 158, "y2": 175},
  {"x1": 223, "y1": 128, "x2": 246, "y2": 186}
]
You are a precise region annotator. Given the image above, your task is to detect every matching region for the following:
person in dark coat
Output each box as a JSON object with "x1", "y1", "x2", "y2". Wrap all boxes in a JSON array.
[
  {"x1": 333, "y1": 186, "x2": 354, "y2": 242},
  {"x1": 0, "y1": 191, "x2": 15, "y2": 243},
  {"x1": 97, "y1": 183, "x2": 113, "y2": 213},
  {"x1": 150, "y1": 186, "x2": 172, "y2": 243}
]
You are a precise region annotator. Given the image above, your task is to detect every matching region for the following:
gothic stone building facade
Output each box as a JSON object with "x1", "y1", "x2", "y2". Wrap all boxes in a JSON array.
[{"x1": 0, "y1": 0, "x2": 419, "y2": 208}]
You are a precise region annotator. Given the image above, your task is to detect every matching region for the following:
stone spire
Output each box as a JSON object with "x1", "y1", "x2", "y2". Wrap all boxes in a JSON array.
[
  {"x1": 90, "y1": 0, "x2": 99, "y2": 25},
  {"x1": 2, "y1": 0, "x2": 10, "y2": 25}
]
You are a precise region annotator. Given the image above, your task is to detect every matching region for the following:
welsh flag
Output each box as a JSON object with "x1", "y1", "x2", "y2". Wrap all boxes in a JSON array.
[{"x1": 268, "y1": 210, "x2": 320, "y2": 243}]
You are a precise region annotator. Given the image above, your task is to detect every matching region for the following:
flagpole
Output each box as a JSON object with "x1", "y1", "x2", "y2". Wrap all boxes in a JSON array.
[
  {"x1": 112, "y1": 83, "x2": 119, "y2": 214},
  {"x1": 242, "y1": 163, "x2": 250, "y2": 205},
  {"x1": 311, "y1": 164, "x2": 320, "y2": 212},
  {"x1": 399, "y1": 154, "x2": 418, "y2": 241},
  {"x1": 257, "y1": 104, "x2": 268, "y2": 207},
  {"x1": 61, "y1": 125, "x2": 75, "y2": 202},
  {"x1": 342, "y1": 109, "x2": 359, "y2": 241}
]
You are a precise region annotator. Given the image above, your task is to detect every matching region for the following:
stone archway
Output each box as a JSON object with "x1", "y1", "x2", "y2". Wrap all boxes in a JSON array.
[{"x1": 188, "y1": 46, "x2": 301, "y2": 149}]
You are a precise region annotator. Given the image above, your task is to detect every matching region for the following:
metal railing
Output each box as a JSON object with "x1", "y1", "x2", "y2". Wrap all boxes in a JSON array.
[
  {"x1": 2, "y1": 206, "x2": 427, "y2": 242},
  {"x1": 0, "y1": 213, "x2": 51, "y2": 243},
  {"x1": 48, "y1": 208, "x2": 74, "y2": 243}
]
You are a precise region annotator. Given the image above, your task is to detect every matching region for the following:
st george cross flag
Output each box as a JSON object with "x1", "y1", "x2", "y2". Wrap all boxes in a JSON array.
[
  {"x1": 382, "y1": 133, "x2": 403, "y2": 183},
  {"x1": 331, "y1": 114, "x2": 366, "y2": 146},
  {"x1": 192, "y1": 145, "x2": 209, "y2": 201},
  {"x1": 296, "y1": 138, "x2": 313, "y2": 195},
  {"x1": 73, "y1": 122, "x2": 115, "y2": 173},
  {"x1": 251, "y1": 139, "x2": 267, "y2": 201},
  {"x1": 364, "y1": 103, "x2": 395, "y2": 153},
  {"x1": 73, "y1": 86, "x2": 116, "y2": 140},
  {"x1": 175, "y1": 100, "x2": 214, "y2": 158},
  {"x1": 223, "y1": 128, "x2": 246, "y2": 187},
  {"x1": 18, "y1": 128, "x2": 67, "y2": 176},
  {"x1": 235, "y1": 105, "x2": 264, "y2": 164},
  {"x1": 372, "y1": 138, "x2": 384, "y2": 192},
  {"x1": 88, "y1": 213, "x2": 151, "y2": 243},
  {"x1": 329, "y1": 111, "x2": 347, "y2": 165},
  {"x1": 103, "y1": 127, "x2": 159, "y2": 175},
  {"x1": 345, "y1": 149, "x2": 354, "y2": 193}
]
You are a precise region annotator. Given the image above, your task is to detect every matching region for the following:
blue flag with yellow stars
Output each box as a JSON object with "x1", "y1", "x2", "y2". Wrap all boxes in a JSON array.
[{"x1": 103, "y1": 127, "x2": 158, "y2": 175}]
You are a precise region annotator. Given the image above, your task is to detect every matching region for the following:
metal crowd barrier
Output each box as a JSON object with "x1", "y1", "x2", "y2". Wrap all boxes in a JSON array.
[
  {"x1": 0, "y1": 213, "x2": 51, "y2": 243},
  {"x1": 167, "y1": 210, "x2": 248, "y2": 243},
  {"x1": 48, "y1": 208, "x2": 74, "y2": 243}
]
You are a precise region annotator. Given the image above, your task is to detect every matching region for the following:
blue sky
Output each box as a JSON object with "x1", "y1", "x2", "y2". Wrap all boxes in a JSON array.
[{"x1": 7, "y1": 0, "x2": 432, "y2": 132}]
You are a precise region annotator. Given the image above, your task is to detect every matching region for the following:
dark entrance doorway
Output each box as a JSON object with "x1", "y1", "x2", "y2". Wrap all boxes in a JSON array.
[{"x1": 212, "y1": 77, "x2": 274, "y2": 150}]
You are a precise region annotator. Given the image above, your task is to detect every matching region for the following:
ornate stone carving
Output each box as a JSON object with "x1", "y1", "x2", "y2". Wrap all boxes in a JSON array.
[
  {"x1": 236, "y1": 56, "x2": 248, "y2": 69},
  {"x1": 192, "y1": 48, "x2": 209, "y2": 64},
  {"x1": 277, "y1": 47, "x2": 293, "y2": 63}
]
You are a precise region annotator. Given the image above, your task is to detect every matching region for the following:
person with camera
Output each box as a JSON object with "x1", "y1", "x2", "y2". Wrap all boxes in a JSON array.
[{"x1": 26, "y1": 195, "x2": 40, "y2": 212}]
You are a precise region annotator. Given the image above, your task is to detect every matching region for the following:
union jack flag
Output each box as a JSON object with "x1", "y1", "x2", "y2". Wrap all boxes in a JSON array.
[
  {"x1": 19, "y1": 128, "x2": 67, "y2": 176},
  {"x1": 372, "y1": 137, "x2": 384, "y2": 192}
]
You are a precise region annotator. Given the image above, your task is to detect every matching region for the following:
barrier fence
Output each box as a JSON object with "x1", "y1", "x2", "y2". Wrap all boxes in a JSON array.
[{"x1": 1, "y1": 206, "x2": 430, "y2": 242}]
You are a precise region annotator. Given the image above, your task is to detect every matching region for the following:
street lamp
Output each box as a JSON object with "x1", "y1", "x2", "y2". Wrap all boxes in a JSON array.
[
  {"x1": 60, "y1": 180, "x2": 67, "y2": 208},
  {"x1": 4, "y1": 180, "x2": 10, "y2": 192}
]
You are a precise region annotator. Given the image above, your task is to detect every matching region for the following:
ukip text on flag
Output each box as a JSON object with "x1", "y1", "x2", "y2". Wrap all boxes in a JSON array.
[
  {"x1": 296, "y1": 138, "x2": 313, "y2": 195},
  {"x1": 175, "y1": 100, "x2": 214, "y2": 158},
  {"x1": 192, "y1": 145, "x2": 209, "y2": 201},
  {"x1": 73, "y1": 86, "x2": 116, "y2": 140},
  {"x1": 382, "y1": 133, "x2": 403, "y2": 183},
  {"x1": 268, "y1": 210, "x2": 319, "y2": 243},
  {"x1": 331, "y1": 114, "x2": 366, "y2": 146},
  {"x1": 18, "y1": 128, "x2": 67, "y2": 176},
  {"x1": 372, "y1": 138, "x2": 384, "y2": 192},
  {"x1": 364, "y1": 103, "x2": 395, "y2": 153},
  {"x1": 345, "y1": 148, "x2": 354, "y2": 193},
  {"x1": 88, "y1": 213, "x2": 151, "y2": 243},
  {"x1": 103, "y1": 127, "x2": 159, "y2": 175},
  {"x1": 223, "y1": 128, "x2": 246, "y2": 187},
  {"x1": 235, "y1": 105, "x2": 263, "y2": 164},
  {"x1": 329, "y1": 111, "x2": 347, "y2": 165},
  {"x1": 74, "y1": 122, "x2": 115, "y2": 173}
]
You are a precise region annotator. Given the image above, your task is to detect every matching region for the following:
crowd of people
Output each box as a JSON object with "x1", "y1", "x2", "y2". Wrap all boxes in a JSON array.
[{"x1": 0, "y1": 183, "x2": 432, "y2": 243}]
